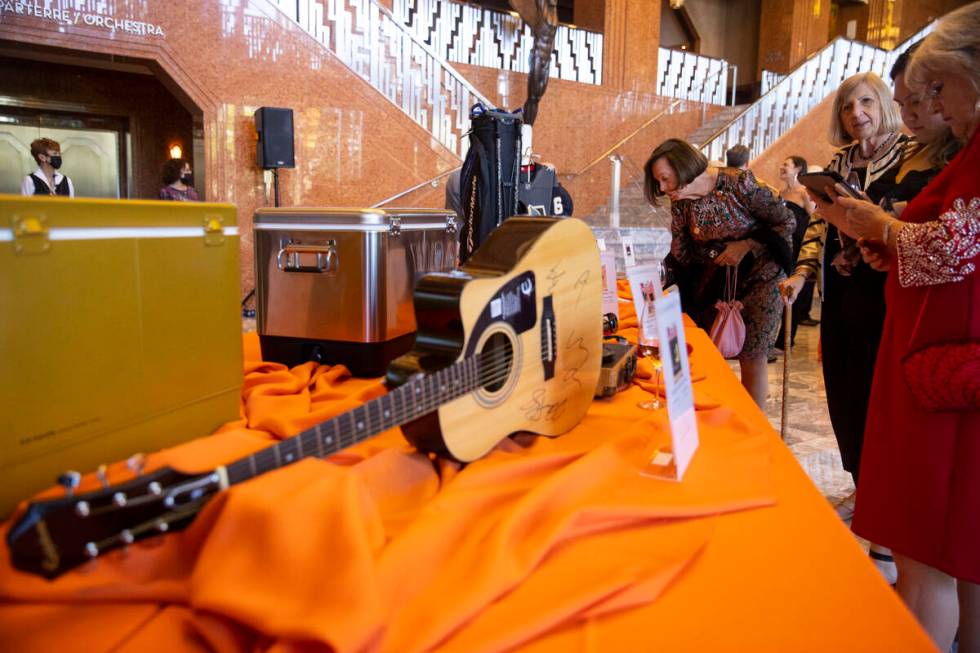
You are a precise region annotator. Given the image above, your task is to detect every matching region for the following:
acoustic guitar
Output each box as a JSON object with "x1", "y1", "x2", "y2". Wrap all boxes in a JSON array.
[{"x1": 7, "y1": 216, "x2": 602, "y2": 579}]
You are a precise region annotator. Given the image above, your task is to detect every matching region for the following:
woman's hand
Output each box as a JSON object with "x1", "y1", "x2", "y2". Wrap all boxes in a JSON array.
[
  {"x1": 806, "y1": 186, "x2": 850, "y2": 231},
  {"x1": 835, "y1": 196, "x2": 891, "y2": 241},
  {"x1": 779, "y1": 274, "x2": 806, "y2": 305},
  {"x1": 857, "y1": 237, "x2": 891, "y2": 272},
  {"x1": 714, "y1": 239, "x2": 753, "y2": 266}
]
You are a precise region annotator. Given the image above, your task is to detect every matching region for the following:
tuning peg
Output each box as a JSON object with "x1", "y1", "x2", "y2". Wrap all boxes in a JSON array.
[
  {"x1": 112, "y1": 492, "x2": 128, "y2": 507},
  {"x1": 126, "y1": 453, "x2": 146, "y2": 476},
  {"x1": 84, "y1": 542, "x2": 99, "y2": 558},
  {"x1": 57, "y1": 471, "x2": 81, "y2": 497},
  {"x1": 96, "y1": 465, "x2": 109, "y2": 488}
]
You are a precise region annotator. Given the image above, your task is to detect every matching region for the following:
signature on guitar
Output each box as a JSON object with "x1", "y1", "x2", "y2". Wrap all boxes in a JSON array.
[
  {"x1": 521, "y1": 389, "x2": 568, "y2": 422},
  {"x1": 561, "y1": 328, "x2": 591, "y2": 389}
]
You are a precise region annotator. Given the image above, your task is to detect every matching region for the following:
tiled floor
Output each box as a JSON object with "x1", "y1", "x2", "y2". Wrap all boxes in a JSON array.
[{"x1": 727, "y1": 304, "x2": 858, "y2": 509}]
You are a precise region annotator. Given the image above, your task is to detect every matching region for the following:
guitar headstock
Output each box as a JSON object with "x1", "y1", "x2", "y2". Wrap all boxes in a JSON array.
[{"x1": 6, "y1": 465, "x2": 223, "y2": 579}]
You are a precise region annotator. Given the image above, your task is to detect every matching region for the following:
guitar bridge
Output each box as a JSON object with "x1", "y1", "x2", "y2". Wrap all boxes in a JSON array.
[{"x1": 541, "y1": 295, "x2": 557, "y2": 380}]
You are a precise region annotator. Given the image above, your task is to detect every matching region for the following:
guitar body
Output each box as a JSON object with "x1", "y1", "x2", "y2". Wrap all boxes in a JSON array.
[
  {"x1": 388, "y1": 217, "x2": 602, "y2": 462},
  {"x1": 7, "y1": 217, "x2": 602, "y2": 579}
]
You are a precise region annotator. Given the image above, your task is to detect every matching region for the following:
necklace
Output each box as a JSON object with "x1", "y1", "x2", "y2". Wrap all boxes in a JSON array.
[{"x1": 857, "y1": 133, "x2": 892, "y2": 164}]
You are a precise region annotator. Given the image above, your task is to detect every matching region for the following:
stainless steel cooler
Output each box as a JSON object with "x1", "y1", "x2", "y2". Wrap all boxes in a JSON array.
[{"x1": 254, "y1": 207, "x2": 458, "y2": 376}]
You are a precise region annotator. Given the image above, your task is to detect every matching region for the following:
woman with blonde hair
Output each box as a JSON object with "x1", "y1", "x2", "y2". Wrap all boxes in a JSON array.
[
  {"x1": 830, "y1": 3, "x2": 980, "y2": 649},
  {"x1": 780, "y1": 73, "x2": 907, "y2": 543}
]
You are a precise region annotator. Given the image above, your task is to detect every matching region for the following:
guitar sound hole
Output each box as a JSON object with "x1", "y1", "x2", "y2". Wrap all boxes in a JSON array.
[{"x1": 480, "y1": 333, "x2": 514, "y2": 393}]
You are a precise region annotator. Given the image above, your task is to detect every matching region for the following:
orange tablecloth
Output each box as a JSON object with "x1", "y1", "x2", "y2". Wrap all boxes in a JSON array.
[{"x1": 0, "y1": 300, "x2": 933, "y2": 651}]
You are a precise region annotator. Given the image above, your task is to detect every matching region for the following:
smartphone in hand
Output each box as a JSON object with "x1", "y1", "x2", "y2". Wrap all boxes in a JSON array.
[{"x1": 799, "y1": 171, "x2": 864, "y2": 203}]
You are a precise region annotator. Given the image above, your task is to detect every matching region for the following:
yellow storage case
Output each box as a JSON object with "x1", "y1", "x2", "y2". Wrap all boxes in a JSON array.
[{"x1": 0, "y1": 195, "x2": 243, "y2": 517}]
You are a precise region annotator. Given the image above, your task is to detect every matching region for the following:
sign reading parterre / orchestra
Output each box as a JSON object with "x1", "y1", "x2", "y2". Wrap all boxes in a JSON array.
[{"x1": 0, "y1": 1, "x2": 165, "y2": 37}]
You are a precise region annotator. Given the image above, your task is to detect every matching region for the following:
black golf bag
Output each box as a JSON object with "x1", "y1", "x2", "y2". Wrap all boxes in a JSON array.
[{"x1": 458, "y1": 107, "x2": 522, "y2": 263}]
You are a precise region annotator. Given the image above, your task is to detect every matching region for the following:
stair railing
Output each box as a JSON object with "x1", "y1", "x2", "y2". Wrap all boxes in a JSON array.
[
  {"x1": 270, "y1": 0, "x2": 494, "y2": 158},
  {"x1": 392, "y1": 0, "x2": 603, "y2": 85},
  {"x1": 657, "y1": 48, "x2": 736, "y2": 106},
  {"x1": 371, "y1": 166, "x2": 459, "y2": 207},
  {"x1": 698, "y1": 21, "x2": 936, "y2": 162}
]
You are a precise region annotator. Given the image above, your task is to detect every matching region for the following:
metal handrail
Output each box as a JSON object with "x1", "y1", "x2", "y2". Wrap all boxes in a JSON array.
[
  {"x1": 567, "y1": 61, "x2": 732, "y2": 180},
  {"x1": 372, "y1": 167, "x2": 460, "y2": 208},
  {"x1": 696, "y1": 22, "x2": 936, "y2": 150},
  {"x1": 567, "y1": 98, "x2": 684, "y2": 178},
  {"x1": 695, "y1": 35, "x2": 850, "y2": 148}
]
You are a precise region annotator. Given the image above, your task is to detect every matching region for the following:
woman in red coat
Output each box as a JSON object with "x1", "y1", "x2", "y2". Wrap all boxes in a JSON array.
[{"x1": 832, "y1": 4, "x2": 980, "y2": 649}]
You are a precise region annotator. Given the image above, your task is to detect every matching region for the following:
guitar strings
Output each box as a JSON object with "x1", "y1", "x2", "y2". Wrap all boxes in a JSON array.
[{"x1": 231, "y1": 336, "x2": 573, "y2": 479}]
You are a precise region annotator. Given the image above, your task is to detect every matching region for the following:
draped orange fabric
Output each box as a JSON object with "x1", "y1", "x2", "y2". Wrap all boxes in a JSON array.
[{"x1": 0, "y1": 303, "x2": 932, "y2": 651}]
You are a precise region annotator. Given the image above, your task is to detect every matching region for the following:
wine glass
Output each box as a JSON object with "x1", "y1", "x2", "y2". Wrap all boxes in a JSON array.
[{"x1": 637, "y1": 307, "x2": 663, "y2": 410}]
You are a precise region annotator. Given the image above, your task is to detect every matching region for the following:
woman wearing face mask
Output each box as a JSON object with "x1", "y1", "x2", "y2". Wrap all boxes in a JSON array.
[
  {"x1": 831, "y1": 4, "x2": 980, "y2": 648},
  {"x1": 645, "y1": 138, "x2": 795, "y2": 408},
  {"x1": 779, "y1": 72, "x2": 907, "y2": 524},
  {"x1": 21, "y1": 137, "x2": 74, "y2": 197},
  {"x1": 159, "y1": 158, "x2": 200, "y2": 201}
]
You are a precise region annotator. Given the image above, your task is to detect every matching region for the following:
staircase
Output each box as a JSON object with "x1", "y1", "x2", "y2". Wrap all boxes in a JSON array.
[
  {"x1": 585, "y1": 180, "x2": 673, "y2": 269},
  {"x1": 686, "y1": 105, "x2": 750, "y2": 155},
  {"x1": 698, "y1": 21, "x2": 937, "y2": 161},
  {"x1": 269, "y1": 0, "x2": 493, "y2": 158}
]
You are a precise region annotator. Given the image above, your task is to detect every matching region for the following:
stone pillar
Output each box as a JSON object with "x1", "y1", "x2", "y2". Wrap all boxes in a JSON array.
[
  {"x1": 758, "y1": 0, "x2": 831, "y2": 75},
  {"x1": 601, "y1": 0, "x2": 661, "y2": 94}
]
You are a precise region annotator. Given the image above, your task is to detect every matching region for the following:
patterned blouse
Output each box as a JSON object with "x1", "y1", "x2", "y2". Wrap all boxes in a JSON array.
[
  {"x1": 671, "y1": 168, "x2": 795, "y2": 264},
  {"x1": 794, "y1": 133, "x2": 910, "y2": 280},
  {"x1": 159, "y1": 185, "x2": 200, "y2": 201}
]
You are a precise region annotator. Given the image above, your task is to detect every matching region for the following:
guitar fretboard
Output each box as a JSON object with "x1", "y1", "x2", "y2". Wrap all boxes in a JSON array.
[{"x1": 224, "y1": 353, "x2": 495, "y2": 486}]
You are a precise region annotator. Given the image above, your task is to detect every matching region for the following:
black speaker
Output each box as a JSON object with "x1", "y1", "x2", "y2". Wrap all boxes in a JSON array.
[{"x1": 255, "y1": 107, "x2": 295, "y2": 169}]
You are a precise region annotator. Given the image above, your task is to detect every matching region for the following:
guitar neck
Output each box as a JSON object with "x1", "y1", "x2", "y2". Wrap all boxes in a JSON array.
[{"x1": 223, "y1": 354, "x2": 484, "y2": 486}]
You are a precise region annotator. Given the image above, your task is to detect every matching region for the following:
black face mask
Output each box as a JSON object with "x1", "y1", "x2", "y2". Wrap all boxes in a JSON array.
[
  {"x1": 180, "y1": 173, "x2": 193, "y2": 186},
  {"x1": 49, "y1": 155, "x2": 63, "y2": 170}
]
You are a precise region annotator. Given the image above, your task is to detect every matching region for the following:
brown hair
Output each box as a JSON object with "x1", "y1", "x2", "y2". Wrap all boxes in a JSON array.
[
  {"x1": 829, "y1": 72, "x2": 902, "y2": 146},
  {"x1": 644, "y1": 139, "x2": 707, "y2": 203},
  {"x1": 725, "y1": 144, "x2": 751, "y2": 168},
  {"x1": 162, "y1": 158, "x2": 189, "y2": 185},
  {"x1": 30, "y1": 138, "x2": 60, "y2": 165}
]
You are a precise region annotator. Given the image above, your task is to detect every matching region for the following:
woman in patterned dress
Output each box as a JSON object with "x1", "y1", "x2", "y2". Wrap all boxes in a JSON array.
[
  {"x1": 644, "y1": 139, "x2": 795, "y2": 407},
  {"x1": 830, "y1": 4, "x2": 980, "y2": 648}
]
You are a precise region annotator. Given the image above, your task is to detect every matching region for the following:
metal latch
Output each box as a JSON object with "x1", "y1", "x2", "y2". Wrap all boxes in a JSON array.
[
  {"x1": 203, "y1": 215, "x2": 225, "y2": 246},
  {"x1": 277, "y1": 240, "x2": 338, "y2": 274},
  {"x1": 446, "y1": 215, "x2": 457, "y2": 233},
  {"x1": 389, "y1": 216, "x2": 401, "y2": 237},
  {"x1": 11, "y1": 214, "x2": 50, "y2": 255}
]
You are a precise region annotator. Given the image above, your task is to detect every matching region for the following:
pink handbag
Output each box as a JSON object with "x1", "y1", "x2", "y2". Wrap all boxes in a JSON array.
[{"x1": 709, "y1": 267, "x2": 746, "y2": 359}]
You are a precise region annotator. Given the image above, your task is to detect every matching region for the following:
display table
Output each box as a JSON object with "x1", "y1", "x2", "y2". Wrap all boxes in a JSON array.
[{"x1": 0, "y1": 305, "x2": 933, "y2": 652}]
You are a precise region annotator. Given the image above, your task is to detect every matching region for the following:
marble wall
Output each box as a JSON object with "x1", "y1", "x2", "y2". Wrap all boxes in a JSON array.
[
  {"x1": 455, "y1": 63, "x2": 715, "y2": 220},
  {"x1": 749, "y1": 93, "x2": 838, "y2": 189},
  {"x1": 0, "y1": 0, "x2": 461, "y2": 292}
]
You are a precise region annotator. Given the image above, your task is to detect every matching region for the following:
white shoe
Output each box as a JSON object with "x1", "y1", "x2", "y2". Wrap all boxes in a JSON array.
[{"x1": 869, "y1": 545, "x2": 897, "y2": 585}]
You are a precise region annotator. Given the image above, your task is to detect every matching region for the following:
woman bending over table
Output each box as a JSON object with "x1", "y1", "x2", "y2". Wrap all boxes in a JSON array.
[{"x1": 645, "y1": 139, "x2": 794, "y2": 408}]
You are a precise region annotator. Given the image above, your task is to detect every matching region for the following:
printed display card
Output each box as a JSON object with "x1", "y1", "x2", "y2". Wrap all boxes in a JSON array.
[{"x1": 643, "y1": 290, "x2": 699, "y2": 481}]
